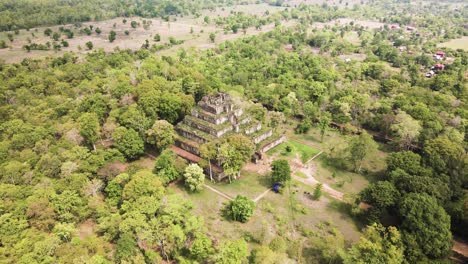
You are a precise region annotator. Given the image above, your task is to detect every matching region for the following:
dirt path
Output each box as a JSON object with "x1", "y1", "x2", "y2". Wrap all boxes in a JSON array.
[
  {"x1": 293, "y1": 165, "x2": 345, "y2": 201},
  {"x1": 452, "y1": 236, "x2": 468, "y2": 262},
  {"x1": 203, "y1": 184, "x2": 233, "y2": 200},
  {"x1": 253, "y1": 189, "x2": 271, "y2": 203}
]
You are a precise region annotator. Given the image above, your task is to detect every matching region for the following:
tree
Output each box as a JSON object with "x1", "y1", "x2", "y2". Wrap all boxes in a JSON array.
[
  {"x1": 85, "y1": 41, "x2": 93, "y2": 50},
  {"x1": 391, "y1": 111, "x2": 421, "y2": 150},
  {"x1": 112, "y1": 127, "x2": 144, "y2": 159},
  {"x1": 344, "y1": 223, "x2": 404, "y2": 264},
  {"x1": 154, "y1": 149, "x2": 180, "y2": 184},
  {"x1": 52, "y1": 32, "x2": 60, "y2": 41},
  {"x1": 95, "y1": 27, "x2": 102, "y2": 35},
  {"x1": 347, "y1": 131, "x2": 378, "y2": 172},
  {"x1": 131, "y1": 21, "x2": 138, "y2": 28},
  {"x1": 154, "y1": 34, "x2": 161, "y2": 42},
  {"x1": 423, "y1": 137, "x2": 466, "y2": 177},
  {"x1": 399, "y1": 193, "x2": 452, "y2": 260},
  {"x1": 216, "y1": 239, "x2": 249, "y2": 264},
  {"x1": 78, "y1": 113, "x2": 100, "y2": 150},
  {"x1": 209, "y1": 32, "x2": 216, "y2": 43},
  {"x1": 318, "y1": 113, "x2": 331, "y2": 142},
  {"x1": 217, "y1": 135, "x2": 254, "y2": 182},
  {"x1": 145, "y1": 120, "x2": 175, "y2": 151},
  {"x1": 183, "y1": 164, "x2": 205, "y2": 192},
  {"x1": 109, "y1": 30, "x2": 116, "y2": 42},
  {"x1": 312, "y1": 183, "x2": 323, "y2": 200},
  {"x1": 360, "y1": 181, "x2": 399, "y2": 210},
  {"x1": 116, "y1": 233, "x2": 137, "y2": 261},
  {"x1": 122, "y1": 170, "x2": 164, "y2": 202},
  {"x1": 386, "y1": 151, "x2": 424, "y2": 176},
  {"x1": 53, "y1": 223, "x2": 75, "y2": 242},
  {"x1": 199, "y1": 141, "x2": 218, "y2": 182},
  {"x1": 190, "y1": 233, "x2": 214, "y2": 261},
  {"x1": 271, "y1": 159, "x2": 291, "y2": 184},
  {"x1": 224, "y1": 195, "x2": 255, "y2": 223},
  {"x1": 118, "y1": 105, "x2": 150, "y2": 136}
]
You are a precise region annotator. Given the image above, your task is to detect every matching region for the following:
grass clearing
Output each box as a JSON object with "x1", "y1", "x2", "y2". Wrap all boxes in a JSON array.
[
  {"x1": 169, "y1": 175, "x2": 362, "y2": 251},
  {"x1": 267, "y1": 139, "x2": 320, "y2": 163},
  {"x1": 438, "y1": 36, "x2": 468, "y2": 51},
  {"x1": 205, "y1": 170, "x2": 271, "y2": 199},
  {"x1": 287, "y1": 124, "x2": 387, "y2": 195}
]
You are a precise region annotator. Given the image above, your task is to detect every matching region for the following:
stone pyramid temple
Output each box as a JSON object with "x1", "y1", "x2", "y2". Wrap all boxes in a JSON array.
[{"x1": 172, "y1": 93, "x2": 284, "y2": 180}]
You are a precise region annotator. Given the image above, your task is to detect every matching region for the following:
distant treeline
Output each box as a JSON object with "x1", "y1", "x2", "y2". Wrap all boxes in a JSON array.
[{"x1": 0, "y1": 0, "x2": 246, "y2": 31}]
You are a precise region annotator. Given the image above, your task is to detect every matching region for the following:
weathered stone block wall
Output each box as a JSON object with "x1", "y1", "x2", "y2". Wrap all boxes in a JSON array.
[
  {"x1": 191, "y1": 109, "x2": 228, "y2": 125},
  {"x1": 245, "y1": 123, "x2": 262, "y2": 135},
  {"x1": 176, "y1": 140, "x2": 200, "y2": 155},
  {"x1": 176, "y1": 128, "x2": 209, "y2": 144},
  {"x1": 261, "y1": 136, "x2": 285, "y2": 153},
  {"x1": 253, "y1": 130, "x2": 273, "y2": 144}
]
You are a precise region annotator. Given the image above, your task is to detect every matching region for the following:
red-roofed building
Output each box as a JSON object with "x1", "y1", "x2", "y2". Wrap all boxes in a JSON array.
[
  {"x1": 434, "y1": 64, "x2": 445, "y2": 71},
  {"x1": 436, "y1": 51, "x2": 446, "y2": 57}
]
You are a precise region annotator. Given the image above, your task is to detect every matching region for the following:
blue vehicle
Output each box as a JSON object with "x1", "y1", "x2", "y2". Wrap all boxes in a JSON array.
[{"x1": 272, "y1": 183, "x2": 282, "y2": 193}]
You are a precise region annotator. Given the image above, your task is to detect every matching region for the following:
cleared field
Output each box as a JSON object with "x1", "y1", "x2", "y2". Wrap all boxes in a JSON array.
[
  {"x1": 169, "y1": 175, "x2": 362, "y2": 251},
  {"x1": 438, "y1": 37, "x2": 468, "y2": 51},
  {"x1": 0, "y1": 4, "x2": 293, "y2": 63},
  {"x1": 200, "y1": 3, "x2": 286, "y2": 17}
]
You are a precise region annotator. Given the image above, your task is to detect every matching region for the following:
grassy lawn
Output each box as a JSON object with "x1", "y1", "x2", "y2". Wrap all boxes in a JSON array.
[
  {"x1": 169, "y1": 176, "x2": 362, "y2": 253},
  {"x1": 287, "y1": 125, "x2": 388, "y2": 195},
  {"x1": 313, "y1": 157, "x2": 369, "y2": 195},
  {"x1": 267, "y1": 139, "x2": 320, "y2": 163},
  {"x1": 438, "y1": 36, "x2": 468, "y2": 51},
  {"x1": 205, "y1": 170, "x2": 271, "y2": 199}
]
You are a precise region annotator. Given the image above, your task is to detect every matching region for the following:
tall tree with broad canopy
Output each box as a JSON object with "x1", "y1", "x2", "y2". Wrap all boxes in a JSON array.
[
  {"x1": 343, "y1": 223, "x2": 404, "y2": 264},
  {"x1": 199, "y1": 140, "x2": 218, "y2": 182},
  {"x1": 399, "y1": 193, "x2": 452, "y2": 260},
  {"x1": 391, "y1": 111, "x2": 421, "y2": 150},
  {"x1": 347, "y1": 131, "x2": 378, "y2": 172},
  {"x1": 386, "y1": 151, "x2": 425, "y2": 176},
  {"x1": 271, "y1": 159, "x2": 291, "y2": 184},
  {"x1": 112, "y1": 127, "x2": 144, "y2": 159},
  {"x1": 183, "y1": 164, "x2": 205, "y2": 192},
  {"x1": 78, "y1": 112, "x2": 100, "y2": 151},
  {"x1": 154, "y1": 149, "x2": 180, "y2": 185},
  {"x1": 217, "y1": 135, "x2": 254, "y2": 183},
  {"x1": 146, "y1": 120, "x2": 176, "y2": 151}
]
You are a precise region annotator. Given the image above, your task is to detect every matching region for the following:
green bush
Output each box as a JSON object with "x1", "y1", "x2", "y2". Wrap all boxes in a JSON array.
[{"x1": 224, "y1": 195, "x2": 255, "y2": 223}]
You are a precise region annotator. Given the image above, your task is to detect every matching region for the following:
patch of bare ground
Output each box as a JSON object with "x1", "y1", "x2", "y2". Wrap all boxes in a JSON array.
[
  {"x1": 77, "y1": 219, "x2": 97, "y2": 240},
  {"x1": 452, "y1": 237, "x2": 468, "y2": 263},
  {"x1": 243, "y1": 159, "x2": 271, "y2": 175}
]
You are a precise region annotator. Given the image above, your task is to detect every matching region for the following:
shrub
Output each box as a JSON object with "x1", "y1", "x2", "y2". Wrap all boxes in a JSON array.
[{"x1": 224, "y1": 195, "x2": 255, "y2": 222}]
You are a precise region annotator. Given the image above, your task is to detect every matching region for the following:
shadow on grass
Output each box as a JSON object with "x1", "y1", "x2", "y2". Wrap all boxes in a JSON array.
[
  {"x1": 327, "y1": 200, "x2": 366, "y2": 230},
  {"x1": 256, "y1": 173, "x2": 272, "y2": 188}
]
